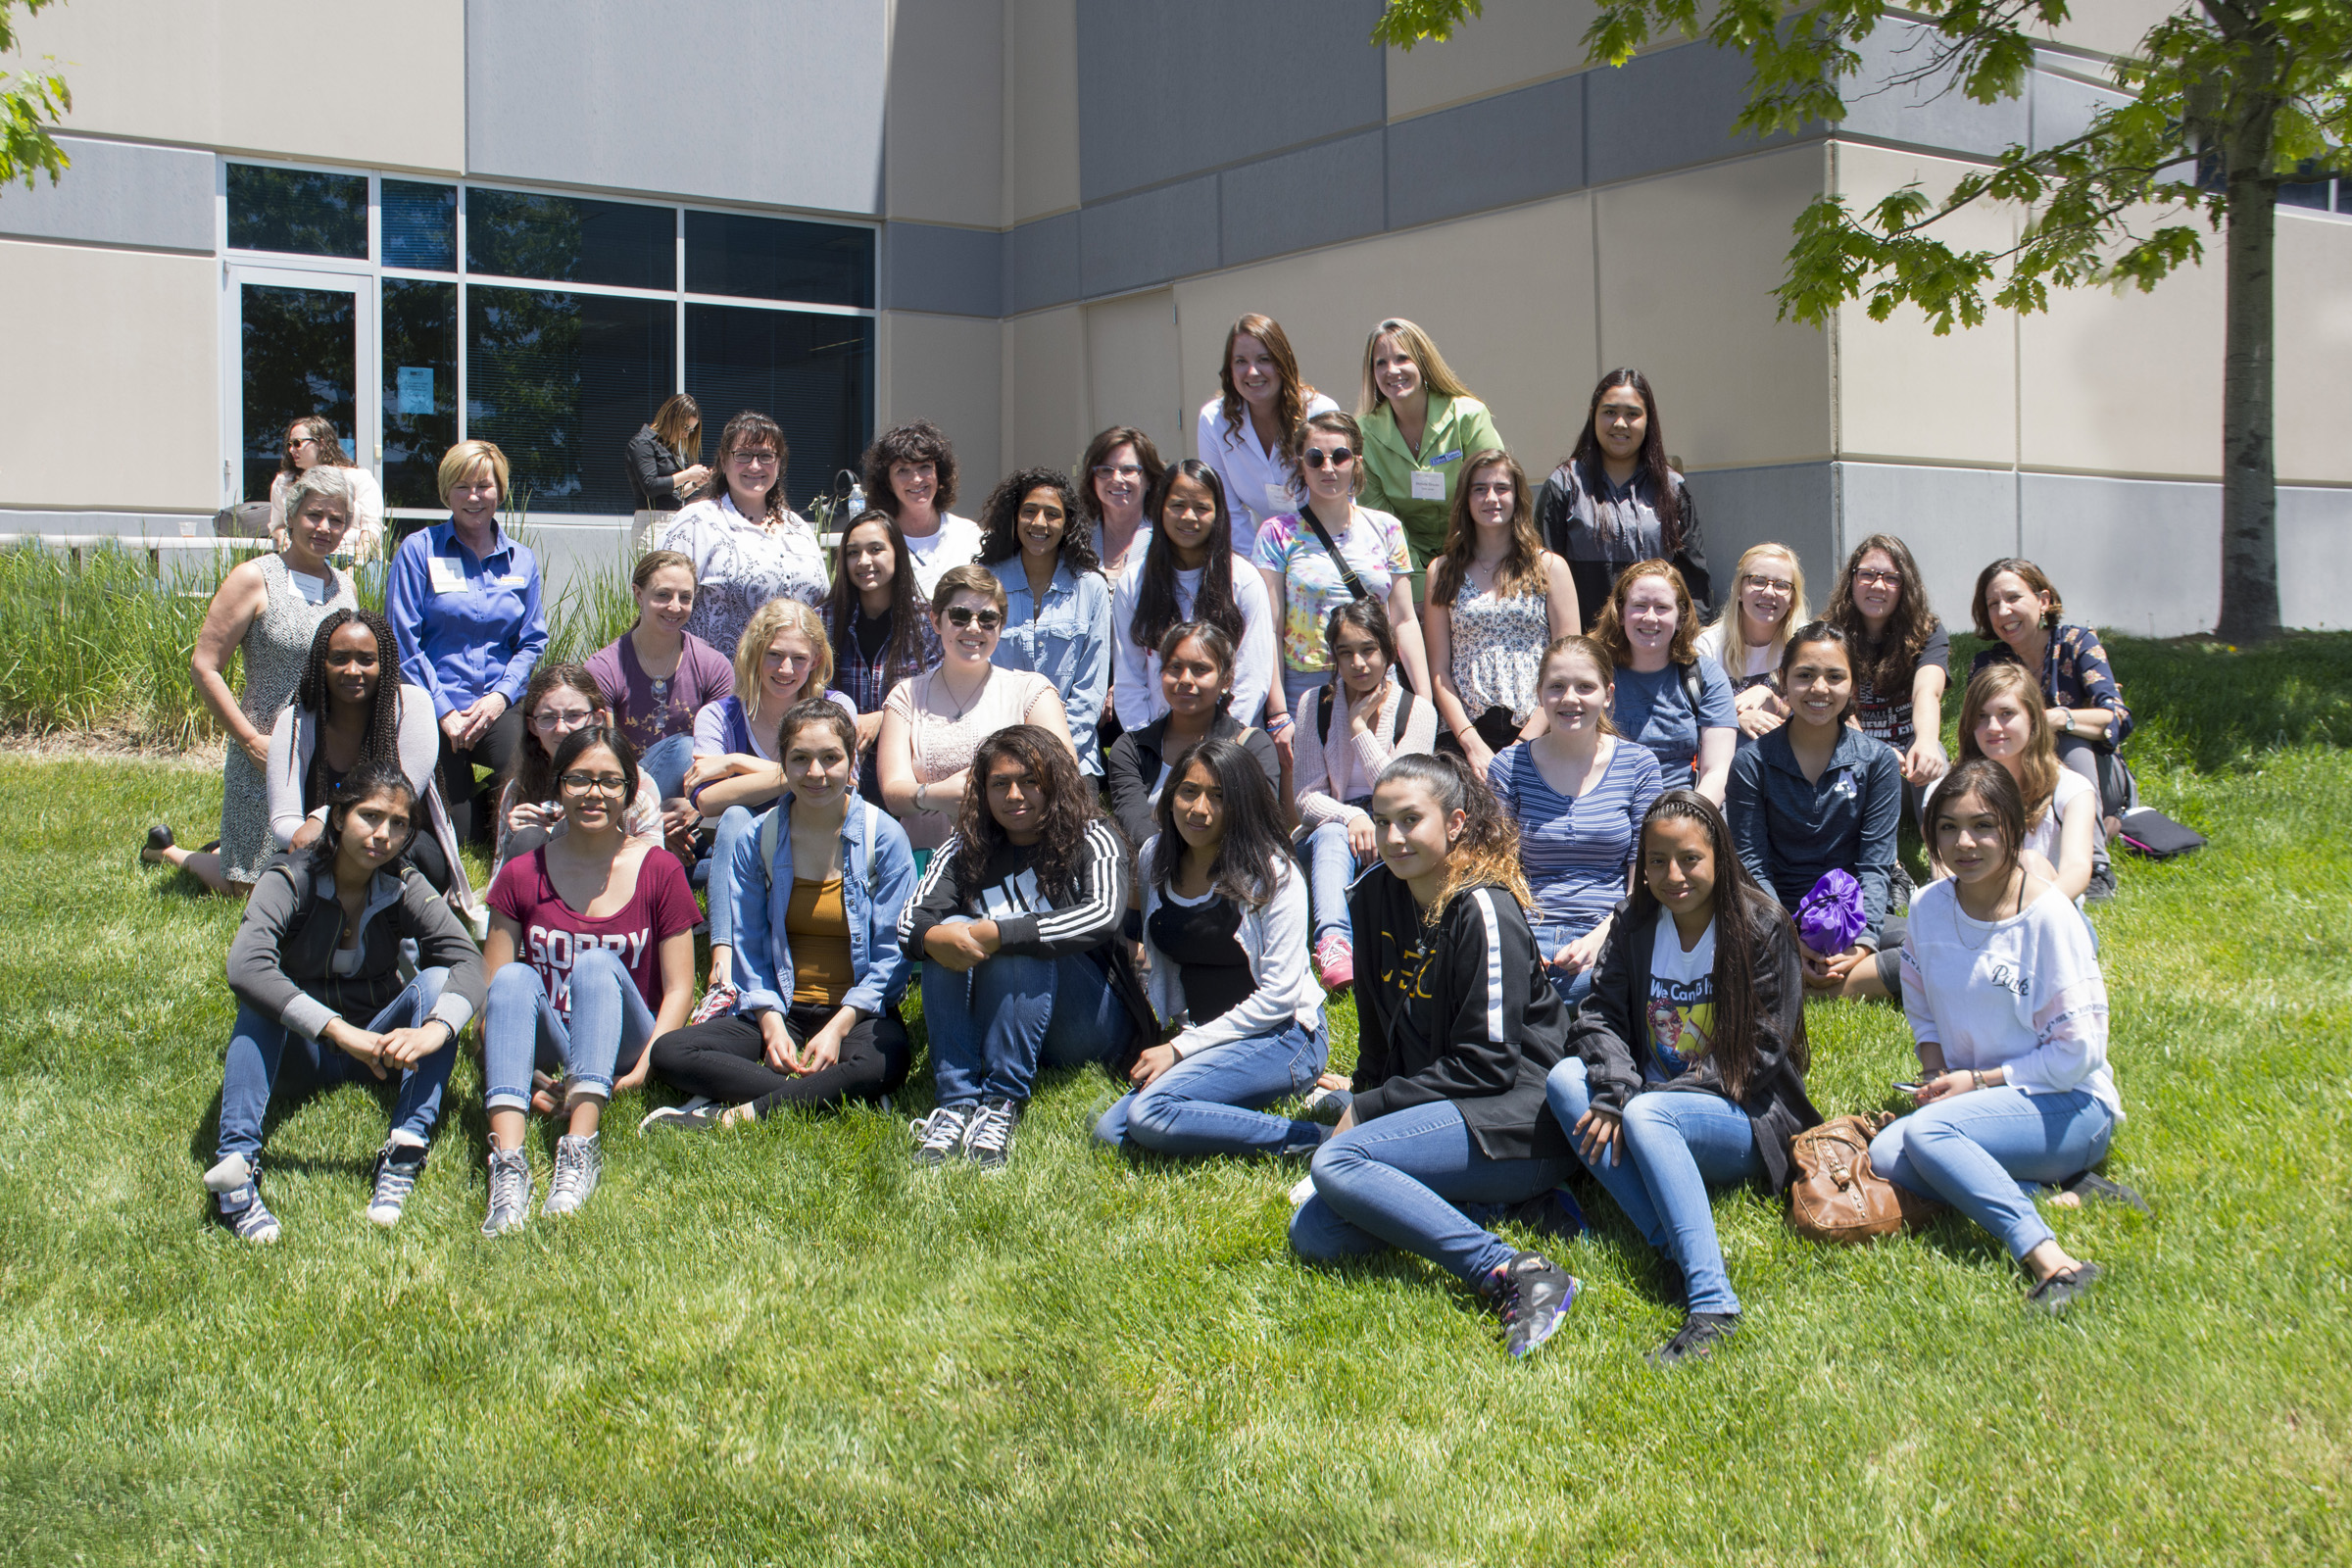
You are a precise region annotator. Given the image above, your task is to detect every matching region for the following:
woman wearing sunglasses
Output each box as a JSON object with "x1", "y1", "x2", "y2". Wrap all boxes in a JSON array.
[{"x1": 878, "y1": 564, "x2": 1077, "y2": 857}]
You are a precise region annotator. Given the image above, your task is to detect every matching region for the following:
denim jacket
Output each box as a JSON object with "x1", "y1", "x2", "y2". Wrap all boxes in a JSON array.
[
  {"x1": 988, "y1": 560, "x2": 1113, "y2": 773},
  {"x1": 728, "y1": 792, "x2": 917, "y2": 1019}
]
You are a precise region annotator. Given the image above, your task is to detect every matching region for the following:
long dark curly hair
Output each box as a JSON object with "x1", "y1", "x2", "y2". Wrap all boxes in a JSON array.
[
  {"x1": 1131, "y1": 460, "x2": 1245, "y2": 655},
  {"x1": 1563, "y1": 368, "x2": 1683, "y2": 550},
  {"x1": 1825, "y1": 532, "x2": 1942, "y2": 706},
  {"x1": 975, "y1": 466, "x2": 1102, "y2": 577},
  {"x1": 1622, "y1": 789, "x2": 1804, "y2": 1097},
  {"x1": 291, "y1": 609, "x2": 406, "y2": 800},
  {"x1": 951, "y1": 724, "x2": 1098, "y2": 905},
  {"x1": 1149, "y1": 736, "x2": 1291, "y2": 907}
]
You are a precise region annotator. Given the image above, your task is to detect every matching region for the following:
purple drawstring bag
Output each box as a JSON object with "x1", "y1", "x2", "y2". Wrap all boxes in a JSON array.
[{"x1": 1795, "y1": 869, "x2": 1866, "y2": 955}]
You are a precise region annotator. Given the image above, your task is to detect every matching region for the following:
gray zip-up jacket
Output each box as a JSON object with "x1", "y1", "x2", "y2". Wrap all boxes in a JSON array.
[{"x1": 225, "y1": 859, "x2": 485, "y2": 1042}]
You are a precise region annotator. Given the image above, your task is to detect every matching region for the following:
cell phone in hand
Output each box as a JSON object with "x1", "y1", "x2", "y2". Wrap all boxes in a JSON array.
[{"x1": 1893, "y1": 1080, "x2": 1925, "y2": 1097}]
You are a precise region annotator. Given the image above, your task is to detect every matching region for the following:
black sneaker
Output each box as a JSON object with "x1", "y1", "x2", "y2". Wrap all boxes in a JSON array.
[
  {"x1": 1647, "y1": 1311, "x2": 1740, "y2": 1366},
  {"x1": 2084, "y1": 856, "x2": 2118, "y2": 903},
  {"x1": 908, "y1": 1104, "x2": 973, "y2": 1167},
  {"x1": 2061, "y1": 1170, "x2": 2149, "y2": 1213},
  {"x1": 2026, "y1": 1261, "x2": 2102, "y2": 1315},
  {"x1": 962, "y1": 1098, "x2": 1023, "y2": 1172},
  {"x1": 203, "y1": 1152, "x2": 280, "y2": 1245},
  {"x1": 1488, "y1": 1250, "x2": 1578, "y2": 1358}
]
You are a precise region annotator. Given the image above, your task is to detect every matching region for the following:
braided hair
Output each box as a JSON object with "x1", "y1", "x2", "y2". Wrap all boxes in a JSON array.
[{"x1": 292, "y1": 610, "x2": 407, "y2": 805}]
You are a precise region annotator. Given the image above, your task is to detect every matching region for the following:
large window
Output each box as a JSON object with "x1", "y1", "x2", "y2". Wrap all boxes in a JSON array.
[{"x1": 224, "y1": 162, "x2": 876, "y2": 517}]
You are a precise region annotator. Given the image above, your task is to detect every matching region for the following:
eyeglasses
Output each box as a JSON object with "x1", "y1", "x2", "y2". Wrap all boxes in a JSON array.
[
  {"x1": 944, "y1": 607, "x2": 1004, "y2": 630},
  {"x1": 531, "y1": 709, "x2": 595, "y2": 731},
  {"x1": 1854, "y1": 568, "x2": 1903, "y2": 587},
  {"x1": 1092, "y1": 464, "x2": 1143, "y2": 481},
  {"x1": 1300, "y1": 449, "x2": 1354, "y2": 470},
  {"x1": 558, "y1": 771, "x2": 629, "y2": 795},
  {"x1": 1742, "y1": 574, "x2": 1795, "y2": 593},
  {"x1": 727, "y1": 449, "x2": 779, "y2": 468}
]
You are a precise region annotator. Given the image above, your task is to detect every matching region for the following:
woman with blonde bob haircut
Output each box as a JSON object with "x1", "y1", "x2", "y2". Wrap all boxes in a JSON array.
[
  {"x1": 1354, "y1": 318, "x2": 1506, "y2": 581},
  {"x1": 1592, "y1": 561, "x2": 1738, "y2": 804},
  {"x1": 1697, "y1": 543, "x2": 1808, "y2": 742},
  {"x1": 1424, "y1": 449, "x2": 1578, "y2": 770}
]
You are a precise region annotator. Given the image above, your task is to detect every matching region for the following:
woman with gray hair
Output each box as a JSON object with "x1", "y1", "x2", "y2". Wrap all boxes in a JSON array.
[
  {"x1": 144, "y1": 465, "x2": 360, "y2": 895},
  {"x1": 268, "y1": 416, "x2": 385, "y2": 563}
]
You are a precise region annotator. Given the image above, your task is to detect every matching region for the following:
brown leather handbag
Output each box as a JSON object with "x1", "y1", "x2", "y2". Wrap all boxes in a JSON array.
[{"x1": 1788, "y1": 1112, "x2": 1942, "y2": 1244}]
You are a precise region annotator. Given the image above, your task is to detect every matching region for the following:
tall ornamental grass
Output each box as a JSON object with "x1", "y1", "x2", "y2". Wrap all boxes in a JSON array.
[{"x1": 0, "y1": 543, "x2": 235, "y2": 746}]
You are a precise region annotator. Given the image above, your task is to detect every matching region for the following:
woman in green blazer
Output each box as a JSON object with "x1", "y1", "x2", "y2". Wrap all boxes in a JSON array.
[{"x1": 1355, "y1": 318, "x2": 1506, "y2": 594}]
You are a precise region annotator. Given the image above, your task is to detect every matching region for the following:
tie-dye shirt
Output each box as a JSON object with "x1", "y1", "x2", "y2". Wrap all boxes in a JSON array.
[{"x1": 1250, "y1": 506, "x2": 1411, "y2": 673}]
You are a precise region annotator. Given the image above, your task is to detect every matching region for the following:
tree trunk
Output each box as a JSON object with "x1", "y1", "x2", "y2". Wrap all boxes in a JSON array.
[{"x1": 2214, "y1": 84, "x2": 2280, "y2": 641}]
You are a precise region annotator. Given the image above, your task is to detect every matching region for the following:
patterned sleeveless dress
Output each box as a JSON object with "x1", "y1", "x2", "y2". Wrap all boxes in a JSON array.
[{"x1": 219, "y1": 553, "x2": 355, "y2": 882}]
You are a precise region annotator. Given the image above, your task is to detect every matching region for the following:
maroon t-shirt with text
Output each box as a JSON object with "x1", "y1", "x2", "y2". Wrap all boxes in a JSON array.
[{"x1": 488, "y1": 846, "x2": 700, "y2": 1019}]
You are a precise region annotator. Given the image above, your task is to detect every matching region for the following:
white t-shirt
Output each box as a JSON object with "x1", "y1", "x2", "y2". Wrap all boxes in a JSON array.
[
  {"x1": 1108, "y1": 556, "x2": 1278, "y2": 729},
  {"x1": 1644, "y1": 913, "x2": 1717, "y2": 1079},
  {"x1": 901, "y1": 512, "x2": 984, "y2": 602}
]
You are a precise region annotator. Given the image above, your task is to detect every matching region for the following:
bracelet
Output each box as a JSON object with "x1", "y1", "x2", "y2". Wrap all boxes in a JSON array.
[
  {"x1": 1971, "y1": 1070, "x2": 1985, "y2": 1092},
  {"x1": 1266, "y1": 713, "x2": 1293, "y2": 734}
]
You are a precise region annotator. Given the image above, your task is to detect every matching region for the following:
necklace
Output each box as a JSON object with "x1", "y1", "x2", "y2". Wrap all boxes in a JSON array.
[
  {"x1": 934, "y1": 664, "x2": 990, "y2": 722},
  {"x1": 1952, "y1": 870, "x2": 2022, "y2": 950}
]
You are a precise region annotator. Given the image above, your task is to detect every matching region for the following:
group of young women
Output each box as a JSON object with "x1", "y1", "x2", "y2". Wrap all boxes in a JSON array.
[{"x1": 162, "y1": 315, "x2": 2143, "y2": 1365}]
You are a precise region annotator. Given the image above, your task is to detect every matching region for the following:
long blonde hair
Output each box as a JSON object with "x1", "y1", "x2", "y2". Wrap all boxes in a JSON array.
[
  {"x1": 1356, "y1": 318, "x2": 1476, "y2": 416},
  {"x1": 1373, "y1": 752, "x2": 1534, "y2": 926},
  {"x1": 734, "y1": 599, "x2": 834, "y2": 732},
  {"x1": 1953, "y1": 662, "x2": 2061, "y2": 830},
  {"x1": 1709, "y1": 542, "x2": 1808, "y2": 675}
]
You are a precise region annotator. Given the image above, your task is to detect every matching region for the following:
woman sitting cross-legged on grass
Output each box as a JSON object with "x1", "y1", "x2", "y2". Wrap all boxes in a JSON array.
[
  {"x1": 1869, "y1": 759, "x2": 2131, "y2": 1315},
  {"x1": 209, "y1": 763, "x2": 485, "y2": 1243},
  {"x1": 1290, "y1": 752, "x2": 1583, "y2": 1360},
  {"x1": 644, "y1": 702, "x2": 918, "y2": 1130},
  {"x1": 1094, "y1": 738, "x2": 1329, "y2": 1160},
  {"x1": 1723, "y1": 621, "x2": 1903, "y2": 996},
  {"x1": 480, "y1": 726, "x2": 700, "y2": 1233},
  {"x1": 898, "y1": 725, "x2": 1150, "y2": 1172},
  {"x1": 1544, "y1": 790, "x2": 1822, "y2": 1366}
]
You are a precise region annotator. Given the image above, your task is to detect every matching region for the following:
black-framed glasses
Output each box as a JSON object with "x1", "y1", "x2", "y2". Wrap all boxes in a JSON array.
[
  {"x1": 1855, "y1": 567, "x2": 1903, "y2": 587},
  {"x1": 1300, "y1": 449, "x2": 1354, "y2": 469},
  {"x1": 726, "y1": 448, "x2": 779, "y2": 468},
  {"x1": 944, "y1": 606, "x2": 1004, "y2": 630},
  {"x1": 530, "y1": 709, "x2": 595, "y2": 732},
  {"x1": 1741, "y1": 573, "x2": 1795, "y2": 593},
  {"x1": 558, "y1": 771, "x2": 629, "y2": 795}
]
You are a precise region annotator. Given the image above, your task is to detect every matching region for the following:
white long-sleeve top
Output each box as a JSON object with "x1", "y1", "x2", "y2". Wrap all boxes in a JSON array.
[
  {"x1": 1138, "y1": 838, "x2": 1324, "y2": 1060},
  {"x1": 1109, "y1": 556, "x2": 1277, "y2": 728},
  {"x1": 1197, "y1": 392, "x2": 1340, "y2": 554},
  {"x1": 1290, "y1": 679, "x2": 1439, "y2": 829},
  {"x1": 1899, "y1": 876, "x2": 2121, "y2": 1117}
]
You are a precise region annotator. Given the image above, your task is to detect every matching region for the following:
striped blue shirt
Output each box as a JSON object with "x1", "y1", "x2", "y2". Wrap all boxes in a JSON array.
[{"x1": 1486, "y1": 738, "x2": 1664, "y2": 934}]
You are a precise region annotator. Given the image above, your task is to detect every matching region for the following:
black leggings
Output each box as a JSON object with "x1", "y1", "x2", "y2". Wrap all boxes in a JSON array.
[
  {"x1": 407, "y1": 829, "x2": 454, "y2": 896},
  {"x1": 650, "y1": 1004, "x2": 911, "y2": 1117},
  {"x1": 435, "y1": 702, "x2": 527, "y2": 847}
]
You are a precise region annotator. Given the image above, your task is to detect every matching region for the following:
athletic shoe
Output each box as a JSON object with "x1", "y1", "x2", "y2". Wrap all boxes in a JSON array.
[
  {"x1": 203, "y1": 1152, "x2": 280, "y2": 1245},
  {"x1": 689, "y1": 979, "x2": 739, "y2": 1025},
  {"x1": 1488, "y1": 1250, "x2": 1578, "y2": 1358},
  {"x1": 908, "y1": 1104, "x2": 973, "y2": 1167},
  {"x1": 1298, "y1": 1083, "x2": 1352, "y2": 1124},
  {"x1": 1506, "y1": 1186, "x2": 1587, "y2": 1247},
  {"x1": 1312, "y1": 933, "x2": 1354, "y2": 991},
  {"x1": 542, "y1": 1133, "x2": 603, "y2": 1216},
  {"x1": 481, "y1": 1148, "x2": 532, "y2": 1236},
  {"x1": 1648, "y1": 1311, "x2": 1740, "y2": 1366},
  {"x1": 365, "y1": 1140, "x2": 429, "y2": 1228},
  {"x1": 639, "y1": 1097, "x2": 723, "y2": 1134},
  {"x1": 2084, "y1": 858, "x2": 2118, "y2": 903},
  {"x1": 962, "y1": 1098, "x2": 1023, "y2": 1172},
  {"x1": 140, "y1": 822, "x2": 175, "y2": 866},
  {"x1": 2026, "y1": 1261, "x2": 2102, "y2": 1315},
  {"x1": 2061, "y1": 1170, "x2": 2149, "y2": 1213}
]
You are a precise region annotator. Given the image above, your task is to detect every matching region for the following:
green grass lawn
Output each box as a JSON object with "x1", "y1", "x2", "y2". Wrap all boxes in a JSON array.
[{"x1": 3, "y1": 636, "x2": 2350, "y2": 1564}]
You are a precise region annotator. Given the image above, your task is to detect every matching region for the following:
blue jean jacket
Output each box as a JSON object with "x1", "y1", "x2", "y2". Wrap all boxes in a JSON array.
[
  {"x1": 989, "y1": 560, "x2": 1112, "y2": 773},
  {"x1": 728, "y1": 792, "x2": 917, "y2": 1018}
]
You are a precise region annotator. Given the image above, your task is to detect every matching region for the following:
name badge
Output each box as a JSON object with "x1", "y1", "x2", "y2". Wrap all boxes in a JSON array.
[
  {"x1": 1410, "y1": 468, "x2": 1446, "y2": 502},
  {"x1": 426, "y1": 556, "x2": 466, "y2": 595},
  {"x1": 496, "y1": 572, "x2": 530, "y2": 590},
  {"x1": 1430, "y1": 449, "x2": 1464, "y2": 466},
  {"x1": 1262, "y1": 481, "x2": 1294, "y2": 516}
]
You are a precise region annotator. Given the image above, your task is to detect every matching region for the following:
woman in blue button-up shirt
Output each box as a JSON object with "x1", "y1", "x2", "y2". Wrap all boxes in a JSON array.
[
  {"x1": 386, "y1": 440, "x2": 550, "y2": 845},
  {"x1": 980, "y1": 466, "x2": 1113, "y2": 776}
]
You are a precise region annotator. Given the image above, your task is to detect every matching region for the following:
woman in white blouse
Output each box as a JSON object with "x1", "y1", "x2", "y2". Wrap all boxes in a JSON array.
[
  {"x1": 269, "y1": 416, "x2": 385, "y2": 563},
  {"x1": 658, "y1": 412, "x2": 828, "y2": 662},
  {"x1": 1196, "y1": 314, "x2": 1340, "y2": 555}
]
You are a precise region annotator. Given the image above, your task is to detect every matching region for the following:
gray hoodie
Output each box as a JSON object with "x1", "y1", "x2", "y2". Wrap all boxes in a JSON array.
[{"x1": 225, "y1": 859, "x2": 484, "y2": 1042}]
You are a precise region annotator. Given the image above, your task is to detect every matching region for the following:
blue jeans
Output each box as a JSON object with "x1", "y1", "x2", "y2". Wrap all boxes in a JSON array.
[
  {"x1": 1094, "y1": 1019, "x2": 1328, "y2": 1157},
  {"x1": 1545, "y1": 1057, "x2": 1759, "y2": 1314},
  {"x1": 1529, "y1": 918, "x2": 1597, "y2": 1010},
  {"x1": 1290, "y1": 1099, "x2": 1576, "y2": 1286},
  {"x1": 1872, "y1": 1087, "x2": 2116, "y2": 1259},
  {"x1": 483, "y1": 947, "x2": 656, "y2": 1112},
  {"x1": 217, "y1": 969, "x2": 458, "y2": 1162},
  {"x1": 639, "y1": 734, "x2": 694, "y2": 804},
  {"x1": 1300, "y1": 820, "x2": 1368, "y2": 948},
  {"x1": 706, "y1": 804, "x2": 757, "y2": 951},
  {"x1": 920, "y1": 928, "x2": 1135, "y2": 1106}
]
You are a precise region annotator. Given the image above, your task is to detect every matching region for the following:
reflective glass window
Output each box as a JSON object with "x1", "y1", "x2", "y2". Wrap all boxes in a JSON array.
[
  {"x1": 239, "y1": 283, "x2": 356, "y2": 504},
  {"x1": 685, "y1": 211, "x2": 873, "y2": 309},
  {"x1": 383, "y1": 179, "x2": 457, "y2": 271},
  {"x1": 227, "y1": 164, "x2": 368, "y2": 258},
  {"x1": 466, "y1": 188, "x2": 673, "y2": 290},
  {"x1": 382, "y1": 280, "x2": 459, "y2": 511},
  {"x1": 685, "y1": 305, "x2": 873, "y2": 513},
  {"x1": 466, "y1": 287, "x2": 674, "y2": 514}
]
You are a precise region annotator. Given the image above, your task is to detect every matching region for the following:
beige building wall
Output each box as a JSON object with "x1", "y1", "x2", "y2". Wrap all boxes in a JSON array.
[
  {"x1": 0, "y1": 241, "x2": 217, "y2": 512},
  {"x1": 1006, "y1": 0, "x2": 1080, "y2": 224},
  {"x1": 885, "y1": 0, "x2": 1004, "y2": 227},
  {"x1": 16, "y1": 0, "x2": 464, "y2": 172},
  {"x1": 2273, "y1": 211, "x2": 2352, "y2": 487},
  {"x1": 878, "y1": 311, "x2": 1005, "y2": 489},
  {"x1": 1083, "y1": 290, "x2": 1183, "y2": 466},
  {"x1": 1004, "y1": 306, "x2": 1088, "y2": 472},
  {"x1": 1382, "y1": 0, "x2": 1603, "y2": 121}
]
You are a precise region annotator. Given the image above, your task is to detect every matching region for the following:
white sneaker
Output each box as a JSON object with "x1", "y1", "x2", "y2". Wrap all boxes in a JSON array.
[
  {"x1": 541, "y1": 1132, "x2": 603, "y2": 1216},
  {"x1": 481, "y1": 1148, "x2": 532, "y2": 1236}
]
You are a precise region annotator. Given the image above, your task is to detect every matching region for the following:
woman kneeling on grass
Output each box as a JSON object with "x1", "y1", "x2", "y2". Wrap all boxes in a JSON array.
[
  {"x1": 1544, "y1": 790, "x2": 1820, "y2": 1366},
  {"x1": 210, "y1": 763, "x2": 485, "y2": 1242},
  {"x1": 1290, "y1": 753, "x2": 1583, "y2": 1359},
  {"x1": 898, "y1": 725, "x2": 1150, "y2": 1172},
  {"x1": 1094, "y1": 738, "x2": 1329, "y2": 1159},
  {"x1": 1871, "y1": 759, "x2": 2133, "y2": 1314},
  {"x1": 480, "y1": 726, "x2": 700, "y2": 1232},
  {"x1": 645, "y1": 702, "x2": 918, "y2": 1129}
]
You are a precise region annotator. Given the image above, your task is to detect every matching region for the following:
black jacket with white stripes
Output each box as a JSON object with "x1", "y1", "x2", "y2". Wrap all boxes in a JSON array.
[
  {"x1": 897, "y1": 817, "x2": 1154, "y2": 1063},
  {"x1": 1346, "y1": 864, "x2": 1573, "y2": 1163}
]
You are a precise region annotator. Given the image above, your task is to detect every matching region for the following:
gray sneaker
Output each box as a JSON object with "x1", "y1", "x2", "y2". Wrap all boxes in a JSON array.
[
  {"x1": 204, "y1": 1152, "x2": 281, "y2": 1245},
  {"x1": 909, "y1": 1104, "x2": 972, "y2": 1167},
  {"x1": 962, "y1": 1098, "x2": 1023, "y2": 1173},
  {"x1": 482, "y1": 1147, "x2": 532, "y2": 1236},
  {"x1": 542, "y1": 1132, "x2": 604, "y2": 1216},
  {"x1": 639, "y1": 1097, "x2": 724, "y2": 1134},
  {"x1": 365, "y1": 1139, "x2": 429, "y2": 1228}
]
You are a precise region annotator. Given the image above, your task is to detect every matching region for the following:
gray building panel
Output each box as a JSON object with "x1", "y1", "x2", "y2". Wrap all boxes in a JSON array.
[
  {"x1": 1217, "y1": 129, "x2": 1386, "y2": 268},
  {"x1": 1007, "y1": 210, "x2": 1082, "y2": 314},
  {"x1": 1074, "y1": 0, "x2": 1387, "y2": 203},
  {"x1": 1078, "y1": 174, "x2": 1219, "y2": 301},
  {"x1": 2022, "y1": 470, "x2": 2220, "y2": 637},
  {"x1": 1386, "y1": 73, "x2": 1585, "y2": 231},
  {"x1": 1685, "y1": 462, "x2": 1838, "y2": 604},
  {"x1": 466, "y1": 0, "x2": 887, "y2": 215},
  {"x1": 1834, "y1": 460, "x2": 2020, "y2": 618},
  {"x1": 1586, "y1": 40, "x2": 1795, "y2": 187},
  {"x1": 1838, "y1": 24, "x2": 2030, "y2": 158},
  {"x1": 2030, "y1": 69, "x2": 2131, "y2": 154},
  {"x1": 2278, "y1": 485, "x2": 2352, "y2": 632},
  {"x1": 0, "y1": 135, "x2": 212, "y2": 253},
  {"x1": 883, "y1": 221, "x2": 1003, "y2": 318}
]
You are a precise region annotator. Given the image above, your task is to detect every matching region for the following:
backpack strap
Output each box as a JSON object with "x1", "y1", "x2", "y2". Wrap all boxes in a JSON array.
[{"x1": 1677, "y1": 660, "x2": 1705, "y2": 716}]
